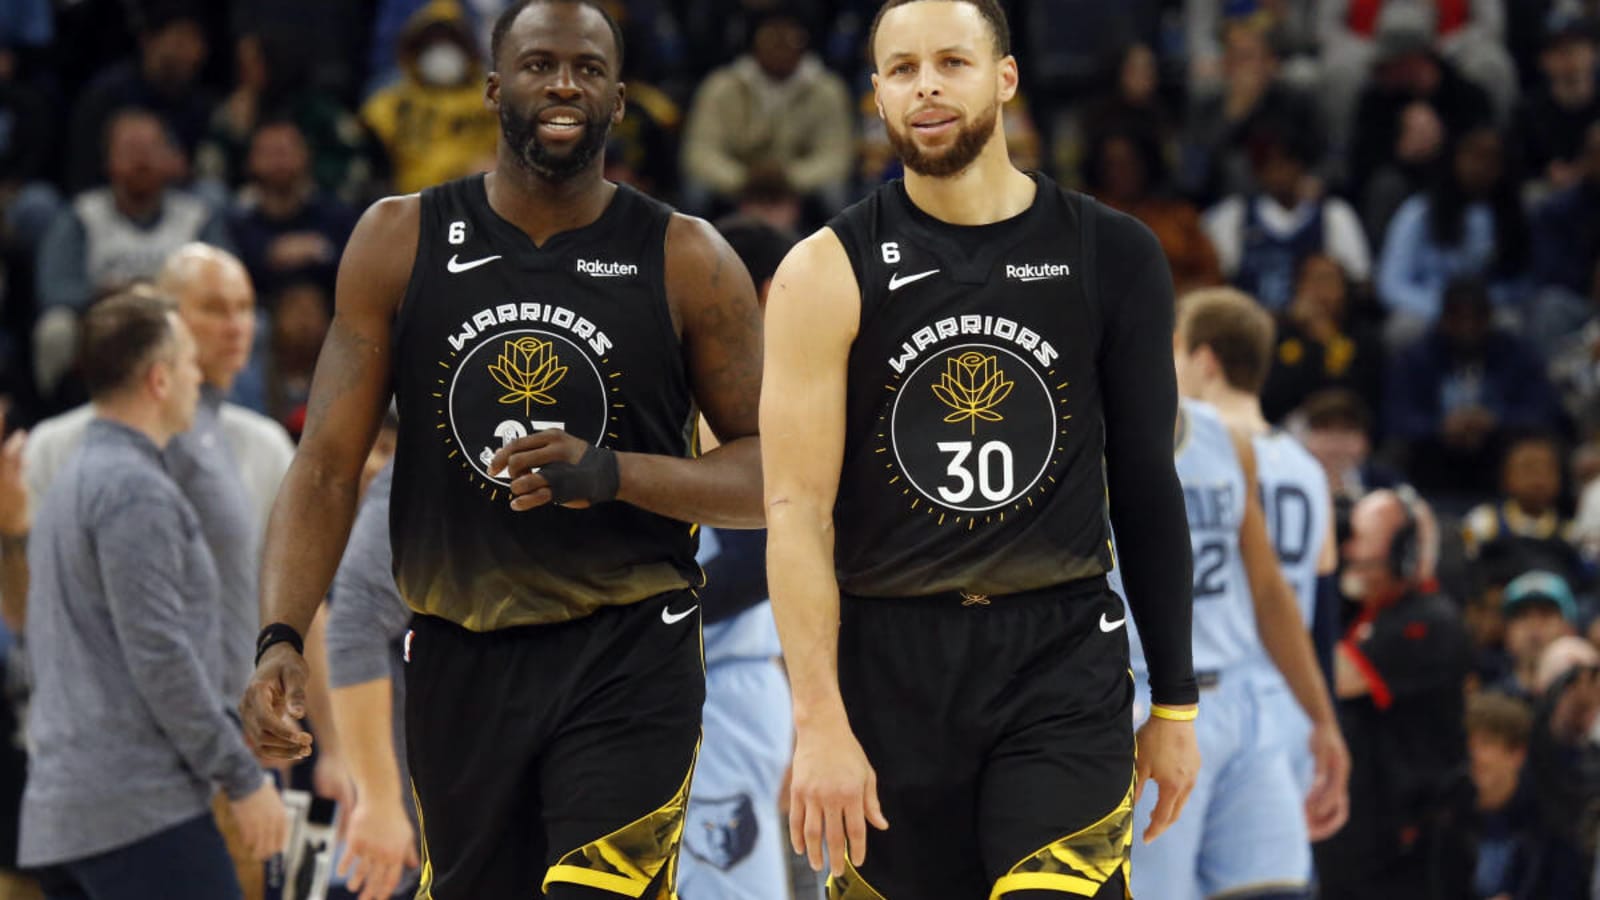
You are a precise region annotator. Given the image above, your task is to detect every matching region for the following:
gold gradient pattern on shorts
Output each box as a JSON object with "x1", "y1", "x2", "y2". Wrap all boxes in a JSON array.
[
  {"x1": 988, "y1": 772, "x2": 1135, "y2": 899},
  {"x1": 541, "y1": 742, "x2": 699, "y2": 898}
]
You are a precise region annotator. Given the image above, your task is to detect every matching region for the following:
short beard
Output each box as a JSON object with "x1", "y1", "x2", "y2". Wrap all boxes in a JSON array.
[
  {"x1": 886, "y1": 100, "x2": 999, "y2": 177},
  {"x1": 499, "y1": 103, "x2": 612, "y2": 183}
]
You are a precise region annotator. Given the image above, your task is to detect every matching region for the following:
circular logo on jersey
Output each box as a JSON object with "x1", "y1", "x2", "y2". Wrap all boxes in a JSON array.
[
  {"x1": 890, "y1": 343, "x2": 1057, "y2": 512},
  {"x1": 447, "y1": 329, "x2": 608, "y2": 484}
]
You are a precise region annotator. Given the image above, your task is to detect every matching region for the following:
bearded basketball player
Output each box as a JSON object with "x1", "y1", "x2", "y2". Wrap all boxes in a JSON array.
[
  {"x1": 761, "y1": 0, "x2": 1201, "y2": 897},
  {"x1": 239, "y1": 2, "x2": 764, "y2": 897}
]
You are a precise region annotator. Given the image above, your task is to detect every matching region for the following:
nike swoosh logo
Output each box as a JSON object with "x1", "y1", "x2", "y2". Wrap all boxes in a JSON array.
[
  {"x1": 888, "y1": 269, "x2": 939, "y2": 291},
  {"x1": 1099, "y1": 613, "x2": 1126, "y2": 633},
  {"x1": 661, "y1": 605, "x2": 699, "y2": 625},
  {"x1": 447, "y1": 253, "x2": 502, "y2": 274}
]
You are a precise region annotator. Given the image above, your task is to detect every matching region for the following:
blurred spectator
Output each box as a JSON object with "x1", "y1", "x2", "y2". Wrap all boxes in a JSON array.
[
  {"x1": 0, "y1": 0, "x2": 51, "y2": 61},
  {"x1": 1290, "y1": 388, "x2": 1403, "y2": 503},
  {"x1": 18, "y1": 290, "x2": 286, "y2": 900},
  {"x1": 0, "y1": 45, "x2": 58, "y2": 251},
  {"x1": 1512, "y1": 12, "x2": 1600, "y2": 198},
  {"x1": 681, "y1": 9, "x2": 853, "y2": 217},
  {"x1": 595, "y1": 0, "x2": 689, "y2": 94},
  {"x1": 1262, "y1": 254, "x2": 1386, "y2": 422},
  {"x1": 1376, "y1": 127, "x2": 1528, "y2": 345},
  {"x1": 199, "y1": 31, "x2": 378, "y2": 203},
  {"x1": 1202, "y1": 118, "x2": 1370, "y2": 312},
  {"x1": 679, "y1": 0, "x2": 825, "y2": 82},
  {"x1": 1526, "y1": 637, "x2": 1600, "y2": 897},
  {"x1": 1346, "y1": 10, "x2": 1495, "y2": 243},
  {"x1": 264, "y1": 279, "x2": 331, "y2": 440},
  {"x1": 1466, "y1": 690, "x2": 1542, "y2": 900},
  {"x1": 1322, "y1": 487, "x2": 1475, "y2": 899},
  {"x1": 1489, "y1": 571, "x2": 1581, "y2": 701},
  {"x1": 1183, "y1": 17, "x2": 1324, "y2": 205},
  {"x1": 33, "y1": 108, "x2": 233, "y2": 404},
  {"x1": 65, "y1": 2, "x2": 215, "y2": 193},
  {"x1": 365, "y1": 0, "x2": 474, "y2": 96},
  {"x1": 1082, "y1": 127, "x2": 1221, "y2": 296},
  {"x1": 1320, "y1": 0, "x2": 1517, "y2": 132},
  {"x1": 1062, "y1": 42, "x2": 1177, "y2": 188},
  {"x1": 1386, "y1": 280, "x2": 1563, "y2": 500},
  {"x1": 1526, "y1": 124, "x2": 1600, "y2": 357},
  {"x1": 26, "y1": 246, "x2": 290, "y2": 702},
  {"x1": 726, "y1": 165, "x2": 805, "y2": 235},
  {"x1": 1185, "y1": 0, "x2": 1323, "y2": 92},
  {"x1": 360, "y1": 0, "x2": 497, "y2": 196},
  {"x1": 1463, "y1": 435, "x2": 1588, "y2": 591},
  {"x1": 602, "y1": 78, "x2": 682, "y2": 202},
  {"x1": 1010, "y1": 0, "x2": 1166, "y2": 156},
  {"x1": 228, "y1": 119, "x2": 358, "y2": 300}
]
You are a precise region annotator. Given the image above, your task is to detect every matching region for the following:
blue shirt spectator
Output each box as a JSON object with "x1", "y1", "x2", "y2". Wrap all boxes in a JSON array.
[
  {"x1": 228, "y1": 120, "x2": 356, "y2": 299},
  {"x1": 1386, "y1": 280, "x2": 1563, "y2": 498},
  {"x1": 1376, "y1": 126, "x2": 1528, "y2": 344},
  {"x1": 64, "y1": 7, "x2": 215, "y2": 192}
]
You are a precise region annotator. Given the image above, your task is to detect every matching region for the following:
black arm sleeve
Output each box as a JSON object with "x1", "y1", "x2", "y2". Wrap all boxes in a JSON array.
[
  {"x1": 1095, "y1": 205, "x2": 1198, "y2": 706},
  {"x1": 698, "y1": 528, "x2": 770, "y2": 625}
]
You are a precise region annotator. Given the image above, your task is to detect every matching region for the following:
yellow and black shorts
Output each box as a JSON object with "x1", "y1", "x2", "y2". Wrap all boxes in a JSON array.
[
  {"x1": 831, "y1": 581, "x2": 1135, "y2": 900},
  {"x1": 403, "y1": 591, "x2": 704, "y2": 899}
]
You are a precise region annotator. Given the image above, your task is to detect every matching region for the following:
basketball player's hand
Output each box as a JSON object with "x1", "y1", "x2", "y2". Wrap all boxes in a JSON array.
[
  {"x1": 488, "y1": 429, "x2": 619, "y2": 510},
  {"x1": 339, "y1": 794, "x2": 419, "y2": 900},
  {"x1": 230, "y1": 778, "x2": 291, "y2": 861},
  {"x1": 1304, "y1": 719, "x2": 1351, "y2": 841},
  {"x1": 790, "y1": 716, "x2": 889, "y2": 876},
  {"x1": 1133, "y1": 715, "x2": 1199, "y2": 844},
  {"x1": 241, "y1": 643, "x2": 314, "y2": 760},
  {"x1": 314, "y1": 749, "x2": 354, "y2": 812}
]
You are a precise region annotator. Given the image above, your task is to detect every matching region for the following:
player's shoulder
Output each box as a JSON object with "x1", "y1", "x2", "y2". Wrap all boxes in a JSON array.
[
  {"x1": 663, "y1": 209, "x2": 727, "y2": 258},
  {"x1": 349, "y1": 191, "x2": 423, "y2": 261},
  {"x1": 780, "y1": 226, "x2": 856, "y2": 289}
]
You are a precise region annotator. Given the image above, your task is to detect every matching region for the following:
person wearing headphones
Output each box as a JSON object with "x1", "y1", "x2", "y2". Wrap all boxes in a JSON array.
[{"x1": 1318, "y1": 487, "x2": 1475, "y2": 899}]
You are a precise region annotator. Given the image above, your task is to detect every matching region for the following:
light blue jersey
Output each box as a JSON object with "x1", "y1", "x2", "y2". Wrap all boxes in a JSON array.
[
  {"x1": 1124, "y1": 400, "x2": 1250, "y2": 677},
  {"x1": 1253, "y1": 430, "x2": 1331, "y2": 627},
  {"x1": 1126, "y1": 402, "x2": 1313, "y2": 900},
  {"x1": 1175, "y1": 400, "x2": 1252, "y2": 674},
  {"x1": 1251, "y1": 430, "x2": 1331, "y2": 803},
  {"x1": 680, "y1": 528, "x2": 792, "y2": 899}
]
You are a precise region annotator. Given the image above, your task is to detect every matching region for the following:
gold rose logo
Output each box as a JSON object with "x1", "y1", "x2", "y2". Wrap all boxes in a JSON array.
[
  {"x1": 932, "y1": 351, "x2": 1013, "y2": 433},
  {"x1": 489, "y1": 336, "x2": 567, "y2": 415}
]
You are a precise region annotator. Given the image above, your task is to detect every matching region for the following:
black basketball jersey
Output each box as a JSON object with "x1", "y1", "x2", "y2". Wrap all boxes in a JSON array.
[
  {"x1": 390, "y1": 175, "x2": 698, "y2": 631},
  {"x1": 829, "y1": 175, "x2": 1114, "y2": 598}
]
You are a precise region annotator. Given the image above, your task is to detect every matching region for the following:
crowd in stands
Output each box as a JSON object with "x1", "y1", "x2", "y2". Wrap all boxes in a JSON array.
[{"x1": 5, "y1": 0, "x2": 1600, "y2": 897}]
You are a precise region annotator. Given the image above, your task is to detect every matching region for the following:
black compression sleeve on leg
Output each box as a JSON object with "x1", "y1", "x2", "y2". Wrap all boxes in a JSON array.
[{"x1": 1093, "y1": 205, "x2": 1198, "y2": 707}]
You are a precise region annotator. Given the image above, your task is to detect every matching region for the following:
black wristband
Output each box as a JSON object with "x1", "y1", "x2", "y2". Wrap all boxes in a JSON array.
[
  {"x1": 541, "y1": 445, "x2": 620, "y2": 505},
  {"x1": 255, "y1": 622, "x2": 304, "y2": 666}
]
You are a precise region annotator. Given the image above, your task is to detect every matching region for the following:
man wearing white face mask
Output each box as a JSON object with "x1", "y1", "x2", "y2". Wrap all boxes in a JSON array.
[{"x1": 361, "y1": 0, "x2": 498, "y2": 195}]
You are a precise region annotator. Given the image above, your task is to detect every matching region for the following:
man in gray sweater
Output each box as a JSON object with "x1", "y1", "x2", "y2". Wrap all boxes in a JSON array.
[{"x1": 18, "y1": 290, "x2": 285, "y2": 899}]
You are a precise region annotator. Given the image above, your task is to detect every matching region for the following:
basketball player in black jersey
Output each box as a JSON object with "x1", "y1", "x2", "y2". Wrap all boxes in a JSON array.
[
  {"x1": 761, "y1": 1, "x2": 1201, "y2": 897},
  {"x1": 237, "y1": 2, "x2": 764, "y2": 898}
]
